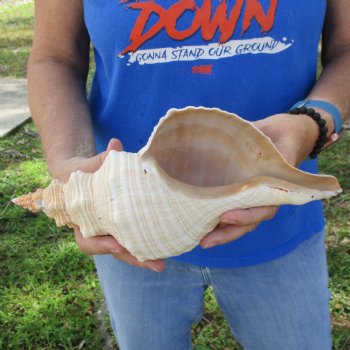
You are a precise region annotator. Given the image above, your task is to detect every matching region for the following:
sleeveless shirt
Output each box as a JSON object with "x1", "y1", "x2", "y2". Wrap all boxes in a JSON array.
[{"x1": 83, "y1": 0, "x2": 326, "y2": 267}]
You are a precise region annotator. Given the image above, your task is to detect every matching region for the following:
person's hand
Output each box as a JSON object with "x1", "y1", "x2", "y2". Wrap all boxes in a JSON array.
[
  {"x1": 52, "y1": 138, "x2": 165, "y2": 272},
  {"x1": 74, "y1": 228, "x2": 164, "y2": 272},
  {"x1": 200, "y1": 113, "x2": 323, "y2": 249}
]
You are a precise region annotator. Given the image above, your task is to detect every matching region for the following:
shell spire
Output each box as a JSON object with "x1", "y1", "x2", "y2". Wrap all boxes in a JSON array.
[
  {"x1": 12, "y1": 189, "x2": 45, "y2": 213},
  {"x1": 13, "y1": 180, "x2": 75, "y2": 228}
]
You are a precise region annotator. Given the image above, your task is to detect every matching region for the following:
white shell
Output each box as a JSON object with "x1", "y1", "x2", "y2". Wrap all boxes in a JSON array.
[{"x1": 14, "y1": 107, "x2": 342, "y2": 261}]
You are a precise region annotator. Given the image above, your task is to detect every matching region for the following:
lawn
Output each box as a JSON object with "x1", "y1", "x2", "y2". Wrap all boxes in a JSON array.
[{"x1": 0, "y1": 2, "x2": 349, "y2": 349}]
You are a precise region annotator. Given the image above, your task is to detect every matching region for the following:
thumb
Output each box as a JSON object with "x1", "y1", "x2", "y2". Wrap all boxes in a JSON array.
[
  {"x1": 52, "y1": 139, "x2": 124, "y2": 180},
  {"x1": 94, "y1": 138, "x2": 123, "y2": 170},
  {"x1": 106, "y1": 138, "x2": 123, "y2": 153}
]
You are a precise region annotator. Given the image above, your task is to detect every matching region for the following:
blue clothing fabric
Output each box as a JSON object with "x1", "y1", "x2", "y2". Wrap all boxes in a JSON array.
[
  {"x1": 83, "y1": 0, "x2": 327, "y2": 267},
  {"x1": 94, "y1": 231, "x2": 332, "y2": 349}
]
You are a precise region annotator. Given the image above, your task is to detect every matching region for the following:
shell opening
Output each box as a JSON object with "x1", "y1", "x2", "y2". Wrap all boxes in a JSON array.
[{"x1": 141, "y1": 108, "x2": 264, "y2": 187}]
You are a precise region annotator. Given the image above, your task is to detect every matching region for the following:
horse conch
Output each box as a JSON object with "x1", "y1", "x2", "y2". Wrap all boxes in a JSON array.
[{"x1": 13, "y1": 107, "x2": 342, "y2": 261}]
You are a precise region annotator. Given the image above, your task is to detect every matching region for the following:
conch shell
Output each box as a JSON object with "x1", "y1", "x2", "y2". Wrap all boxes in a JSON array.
[{"x1": 13, "y1": 107, "x2": 342, "y2": 261}]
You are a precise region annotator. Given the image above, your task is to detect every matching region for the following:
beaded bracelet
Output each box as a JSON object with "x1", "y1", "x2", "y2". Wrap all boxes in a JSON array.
[{"x1": 288, "y1": 106, "x2": 328, "y2": 159}]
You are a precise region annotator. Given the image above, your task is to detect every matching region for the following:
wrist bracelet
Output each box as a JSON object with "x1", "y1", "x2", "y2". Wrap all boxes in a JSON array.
[
  {"x1": 291, "y1": 100, "x2": 343, "y2": 134},
  {"x1": 288, "y1": 106, "x2": 328, "y2": 159}
]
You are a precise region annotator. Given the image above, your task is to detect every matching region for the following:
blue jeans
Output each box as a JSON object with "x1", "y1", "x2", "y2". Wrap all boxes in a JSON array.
[{"x1": 94, "y1": 231, "x2": 331, "y2": 350}]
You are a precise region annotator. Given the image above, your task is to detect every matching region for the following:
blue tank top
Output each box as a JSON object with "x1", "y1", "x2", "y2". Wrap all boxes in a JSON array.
[{"x1": 83, "y1": 0, "x2": 326, "y2": 267}]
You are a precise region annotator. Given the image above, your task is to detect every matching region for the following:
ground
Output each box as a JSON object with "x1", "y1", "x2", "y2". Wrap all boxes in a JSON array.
[{"x1": 0, "y1": 2, "x2": 349, "y2": 349}]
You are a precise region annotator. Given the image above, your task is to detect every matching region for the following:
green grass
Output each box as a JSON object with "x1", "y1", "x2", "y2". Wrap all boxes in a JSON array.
[
  {"x1": 0, "y1": 2, "x2": 34, "y2": 78},
  {"x1": 319, "y1": 133, "x2": 350, "y2": 350},
  {"x1": 1, "y1": 2, "x2": 349, "y2": 349},
  {"x1": 193, "y1": 289, "x2": 242, "y2": 350}
]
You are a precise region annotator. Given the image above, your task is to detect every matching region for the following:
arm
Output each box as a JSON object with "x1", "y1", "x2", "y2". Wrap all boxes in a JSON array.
[
  {"x1": 311, "y1": 0, "x2": 350, "y2": 121},
  {"x1": 201, "y1": 0, "x2": 350, "y2": 248},
  {"x1": 28, "y1": 0, "x2": 95, "y2": 180},
  {"x1": 29, "y1": 0, "x2": 164, "y2": 272}
]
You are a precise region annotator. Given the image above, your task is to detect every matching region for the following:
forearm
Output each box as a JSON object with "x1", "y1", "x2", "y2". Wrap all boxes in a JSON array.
[
  {"x1": 28, "y1": 55, "x2": 96, "y2": 177},
  {"x1": 307, "y1": 48, "x2": 350, "y2": 128},
  {"x1": 304, "y1": 0, "x2": 350, "y2": 133}
]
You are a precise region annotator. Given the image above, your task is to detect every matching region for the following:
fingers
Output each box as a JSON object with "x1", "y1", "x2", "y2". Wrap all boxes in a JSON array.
[
  {"x1": 74, "y1": 228, "x2": 126, "y2": 255},
  {"x1": 200, "y1": 206, "x2": 279, "y2": 248},
  {"x1": 323, "y1": 132, "x2": 340, "y2": 149},
  {"x1": 110, "y1": 251, "x2": 165, "y2": 272},
  {"x1": 200, "y1": 223, "x2": 257, "y2": 248},
  {"x1": 220, "y1": 206, "x2": 279, "y2": 225},
  {"x1": 74, "y1": 229, "x2": 165, "y2": 272}
]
